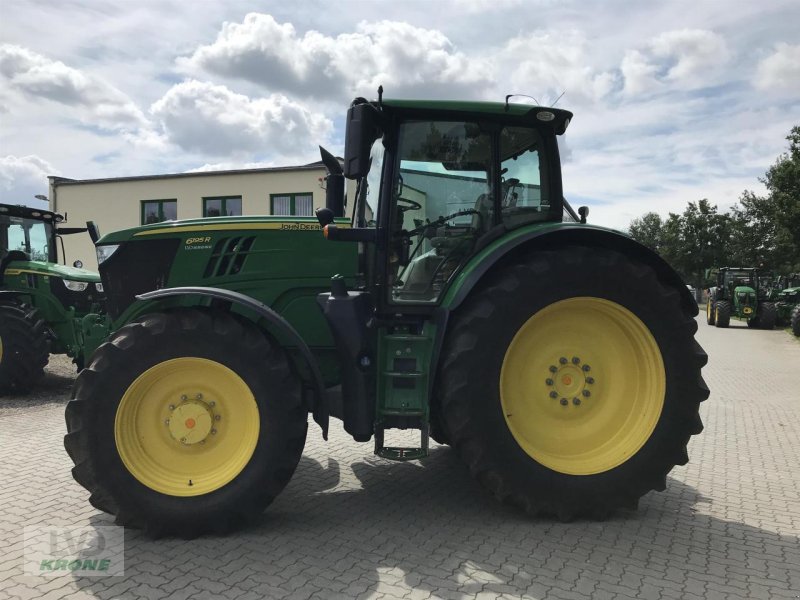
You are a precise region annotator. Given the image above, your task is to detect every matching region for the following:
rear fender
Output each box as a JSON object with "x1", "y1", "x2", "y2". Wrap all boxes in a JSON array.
[{"x1": 443, "y1": 224, "x2": 696, "y2": 316}]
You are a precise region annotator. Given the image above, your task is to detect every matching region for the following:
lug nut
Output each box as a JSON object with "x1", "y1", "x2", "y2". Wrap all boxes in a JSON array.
[
  {"x1": 180, "y1": 395, "x2": 187, "y2": 401},
  {"x1": 164, "y1": 419, "x2": 170, "y2": 425},
  {"x1": 546, "y1": 378, "x2": 554, "y2": 386},
  {"x1": 573, "y1": 397, "x2": 581, "y2": 406},
  {"x1": 168, "y1": 404, "x2": 175, "y2": 411},
  {"x1": 559, "y1": 357, "x2": 568, "y2": 365},
  {"x1": 549, "y1": 365, "x2": 557, "y2": 373},
  {"x1": 196, "y1": 393, "x2": 203, "y2": 400},
  {"x1": 560, "y1": 398, "x2": 568, "y2": 406},
  {"x1": 572, "y1": 357, "x2": 580, "y2": 364},
  {"x1": 586, "y1": 377, "x2": 595, "y2": 384},
  {"x1": 180, "y1": 437, "x2": 187, "y2": 443},
  {"x1": 214, "y1": 415, "x2": 221, "y2": 421},
  {"x1": 582, "y1": 365, "x2": 591, "y2": 372},
  {"x1": 582, "y1": 390, "x2": 591, "y2": 397},
  {"x1": 550, "y1": 391, "x2": 558, "y2": 398},
  {"x1": 209, "y1": 401, "x2": 215, "y2": 407},
  {"x1": 211, "y1": 429, "x2": 217, "y2": 435}
]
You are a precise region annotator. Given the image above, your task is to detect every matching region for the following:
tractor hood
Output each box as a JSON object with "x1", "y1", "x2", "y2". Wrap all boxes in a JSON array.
[
  {"x1": 95, "y1": 215, "x2": 342, "y2": 245},
  {"x1": 4, "y1": 259, "x2": 100, "y2": 282}
]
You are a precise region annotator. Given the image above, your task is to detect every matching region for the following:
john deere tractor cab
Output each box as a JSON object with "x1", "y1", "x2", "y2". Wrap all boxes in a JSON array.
[
  {"x1": 65, "y1": 95, "x2": 707, "y2": 537},
  {"x1": 706, "y1": 267, "x2": 776, "y2": 329},
  {"x1": 0, "y1": 203, "x2": 107, "y2": 393}
]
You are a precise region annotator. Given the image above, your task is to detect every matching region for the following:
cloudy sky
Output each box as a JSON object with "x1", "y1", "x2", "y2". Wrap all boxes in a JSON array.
[{"x1": 1, "y1": 0, "x2": 798, "y2": 229}]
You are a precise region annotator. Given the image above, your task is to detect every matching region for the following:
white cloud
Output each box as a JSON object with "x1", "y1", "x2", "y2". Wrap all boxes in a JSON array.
[
  {"x1": 621, "y1": 29, "x2": 729, "y2": 95},
  {"x1": 0, "y1": 44, "x2": 147, "y2": 132},
  {"x1": 0, "y1": 155, "x2": 57, "y2": 205},
  {"x1": 501, "y1": 31, "x2": 617, "y2": 106},
  {"x1": 179, "y1": 14, "x2": 492, "y2": 100},
  {"x1": 754, "y1": 43, "x2": 800, "y2": 91},
  {"x1": 149, "y1": 80, "x2": 333, "y2": 157}
]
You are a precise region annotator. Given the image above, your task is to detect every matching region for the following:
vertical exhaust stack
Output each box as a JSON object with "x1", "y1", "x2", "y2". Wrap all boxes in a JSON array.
[{"x1": 318, "y1": 146, "x2": 345, "y2": 221}]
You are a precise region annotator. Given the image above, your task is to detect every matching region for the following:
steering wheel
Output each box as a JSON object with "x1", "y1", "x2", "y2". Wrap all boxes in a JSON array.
[{"x1": 398, "y1": 197, "x2": 422, "y2": 212}]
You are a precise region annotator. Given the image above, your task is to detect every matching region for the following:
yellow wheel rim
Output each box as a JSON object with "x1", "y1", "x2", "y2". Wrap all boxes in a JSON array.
[
  {"x1": 114, "y1": 357, "x2": 260, "y2": 496},
  {"x1": 706, "y1": 302, "x2": 712, "y2": 320},
  {"x1": 500, "y1": 297, "x2": 665, "y2": 475}
]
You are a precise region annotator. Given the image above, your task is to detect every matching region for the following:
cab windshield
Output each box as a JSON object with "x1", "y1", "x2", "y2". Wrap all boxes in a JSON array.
[{"x1": 1, "y1": 215, "x2": 52, "y2": 262}]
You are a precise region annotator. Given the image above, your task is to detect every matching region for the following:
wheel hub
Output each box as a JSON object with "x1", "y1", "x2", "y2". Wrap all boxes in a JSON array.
[
  {"x1": 546, "y1": 357, "x2": 594, "y2": 407},
  {"x1": 167, "y1": 399, "x2": 216, "y2": 445}
]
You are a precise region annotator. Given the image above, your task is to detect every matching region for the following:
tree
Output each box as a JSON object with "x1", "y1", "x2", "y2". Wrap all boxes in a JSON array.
[{"x1": 628, "y1": 212, "x2": 663, "y2": 252}]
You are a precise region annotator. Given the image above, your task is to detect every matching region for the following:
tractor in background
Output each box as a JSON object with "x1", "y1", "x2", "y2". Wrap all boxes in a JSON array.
[
  {"x1": 706, "y1": 267, "x2": 777, "y2": 329},
  {"x1": 773, "y1": 274, "x2": 800, "y2": 336},
  {"x1": 65, "y1": 95, "x2": 708, "y2": 537},
  {"x1": 0, "y1": 203, "x2": 109, "y2": 393}
]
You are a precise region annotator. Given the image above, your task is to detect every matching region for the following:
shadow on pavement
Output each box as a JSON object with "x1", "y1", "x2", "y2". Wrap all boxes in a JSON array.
[{"x1": 70, "y1": 449, "x2": 799, "y2": 599}]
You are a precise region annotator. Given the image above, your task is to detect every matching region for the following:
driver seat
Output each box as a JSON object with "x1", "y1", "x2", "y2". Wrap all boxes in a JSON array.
[{"x1": 471, "y1": 193, "x2": 494, "y2": 234}]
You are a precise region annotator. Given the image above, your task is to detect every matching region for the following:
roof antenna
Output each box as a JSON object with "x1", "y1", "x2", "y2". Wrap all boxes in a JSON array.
[
  {"x1": 551, "y1": 91, "x2": 566, "y2": 107},
  {"x1": 377, "y1": 85, "x2": 383, "y2": 108},
  {"x1": 505, "y1": 94, "x2": 540, "y2": 111}
]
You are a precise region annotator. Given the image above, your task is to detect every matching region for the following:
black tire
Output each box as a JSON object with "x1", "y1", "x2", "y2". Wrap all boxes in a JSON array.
[
  {"x1": 714, "y1": 301, "x2": 731, "y2": 328},
  {"x1": 0, "y1": 302, "x2": 49, "y2": 394},
  {"x1": 64, "y1": 308, "x2": 307, "y2": 537},
  {"x1": 758, "y1": 302, "x2": 777, "y2": 330},
  {"x1": 706, "y1": 300, "x2": 716, "y2": 325},
  {"x1": 791, "y1": 305, "x2": 800, "y2": 337},
  {"x1": 437, "y1": 245, "x2": 708, "y2": 519},
  {"x1": 747, "y1": 315, "x2": 759, "y2": 328}
]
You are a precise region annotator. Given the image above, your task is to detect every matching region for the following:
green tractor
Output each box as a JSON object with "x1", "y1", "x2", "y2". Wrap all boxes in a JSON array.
[
  {"x1": 65, "y1": 96, "x2": 708, "y2": 537},
  {"x1": 706, "y1": 267, "x2": 777, "y2": 329},
  {"x1": 773, "y1": 274, "x2": 800, "y2": 336},
  {"x1": 0, "y1": 203, "x2": 109, "y2": 393}
]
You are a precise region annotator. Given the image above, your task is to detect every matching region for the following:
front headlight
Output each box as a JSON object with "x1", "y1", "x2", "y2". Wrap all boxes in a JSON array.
[
  {"x1": 95, "y1": 282, "x2": 104, "y2": 293},
  {"x1": 63, "y1": 280, "x2": 89, "y2": 292},
  {"x1": 96, "y1": 244, "x2": 120, "y2": 264}
]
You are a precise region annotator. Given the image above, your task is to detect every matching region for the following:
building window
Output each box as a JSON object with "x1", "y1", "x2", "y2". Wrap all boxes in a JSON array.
[
  {"x1": 270, "y1": 193, "x2": 313, "y2": 216},
  {"x1": 141, "y1": 199, "x2": 177, "y2": 224},
  {"x1": 203, "y1": 196, "x2": 242, "y2": 217}
]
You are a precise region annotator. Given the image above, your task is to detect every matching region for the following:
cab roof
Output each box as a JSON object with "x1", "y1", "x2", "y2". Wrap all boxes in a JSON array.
[
  {"x1": 0, "y1": 203, "x2": 64, "y2": 223},
  {"x1": 380, "y1": 99, "x2": 573, "y2": 135}
]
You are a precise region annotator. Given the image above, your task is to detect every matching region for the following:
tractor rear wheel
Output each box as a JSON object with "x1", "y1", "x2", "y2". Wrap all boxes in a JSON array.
[
  {"x1": 64, "y1": 308, "x2": 307, "y2": 537},
  {"x1": 438, "y1": 245, "x2": 708, "y2": 519},
  {"x1": 714, "y1": 301, "x2": 731, "y2": 328},
  {"x1": 791, "y1": 306, "x2": 800, "y2": 336},
  {"x1": 758, "y1": 302, "x2": 777, "y2": 330},
  {"x1": 706, "y1": 300, "x2": 716, "y2": 325},
  {"x1": 0, "y1": 302, "x2": 49, "y2": 394}
]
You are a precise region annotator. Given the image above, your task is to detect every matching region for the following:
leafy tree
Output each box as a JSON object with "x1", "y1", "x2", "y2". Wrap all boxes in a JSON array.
[{"x1": 628, "y1": 212, "x2": 663, "y2": 252}]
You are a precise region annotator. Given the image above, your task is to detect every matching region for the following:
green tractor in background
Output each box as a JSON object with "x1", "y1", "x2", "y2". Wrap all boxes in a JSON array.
[
  {"x1": 773, "y1": 273, "x2": 800, "y2": 336},
  {"x1": 706, "y1": 267, "x2": 777, "y2": 329},
  {"x1": 0, "y1": 203, "x2": 109, "y2": 393},
  {"x1": 64, "y1": 95, "x2": 708, "y2": 537}
]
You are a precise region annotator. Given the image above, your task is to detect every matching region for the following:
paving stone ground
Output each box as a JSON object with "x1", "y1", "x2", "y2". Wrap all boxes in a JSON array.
[{"x1": 1, "y1": 310, "x2": 799, "y2": 600}]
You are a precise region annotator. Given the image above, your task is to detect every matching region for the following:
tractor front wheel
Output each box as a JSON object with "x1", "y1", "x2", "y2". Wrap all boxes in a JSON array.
[
  {"x1": 758, "y1": 302, "x2": 777, "y2": 330},
  {"x1": 714, "y1": 301, "x2": 731, "y2": 328},
  {"x1": 64, "y1": 309, "x2": 307, "y2": 537},
  {"x1": 0, "y1": 302, "x2": 49, "y2": 394},
  {"x1": 438, "y1": 246, "x2": 708, "y2": 519},
  {"x1": 791, "y1": 306, "x2": 800, "y2": 337}
]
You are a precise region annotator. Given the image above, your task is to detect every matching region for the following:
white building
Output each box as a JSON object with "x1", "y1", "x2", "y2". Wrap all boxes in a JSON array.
[{"x1": 48, "y1": 161, "x2": 343, "y2": 270}]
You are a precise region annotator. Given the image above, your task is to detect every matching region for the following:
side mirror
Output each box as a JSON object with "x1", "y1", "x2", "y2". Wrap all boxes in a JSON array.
[
  {"x1": 578, "y1": 206, "x2": 590, "y2": 224},
  {"x1": 344, "y1": 102, "x2": 381, "y2": 180},
  {"x1": 87, "y1": 221, "x2": 101, "y2": 243},
  {"x1": 319, "y1": 146, "x2": 345, "y2": 217}
]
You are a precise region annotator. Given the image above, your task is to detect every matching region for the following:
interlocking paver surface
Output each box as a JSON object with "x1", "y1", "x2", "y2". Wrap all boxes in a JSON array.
[{"x1": 1, "y1": 312, "x2": 799, "y2": 599}]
